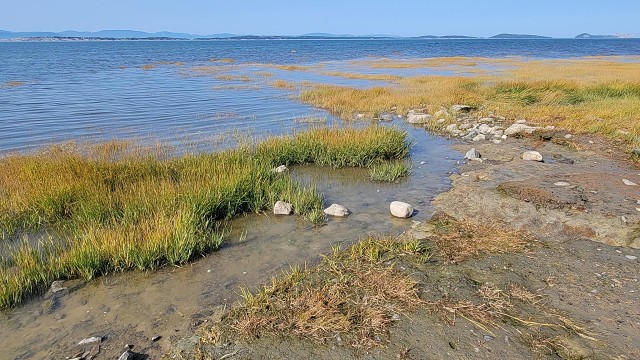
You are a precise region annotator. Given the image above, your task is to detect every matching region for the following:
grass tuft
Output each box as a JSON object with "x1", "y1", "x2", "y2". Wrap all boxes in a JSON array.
[{"x1": 368, "y1": 161, "x2": 410, "y2": 182}]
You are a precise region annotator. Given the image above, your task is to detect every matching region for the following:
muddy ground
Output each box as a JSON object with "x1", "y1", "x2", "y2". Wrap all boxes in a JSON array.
[{"x1": 169, "y1": 132, "x2": 640, "y2": 359}]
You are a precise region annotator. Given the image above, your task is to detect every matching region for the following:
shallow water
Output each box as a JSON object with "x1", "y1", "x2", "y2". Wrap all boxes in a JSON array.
[{"x1": 0, "y1": 129, "x2": 460, "y2": 359}]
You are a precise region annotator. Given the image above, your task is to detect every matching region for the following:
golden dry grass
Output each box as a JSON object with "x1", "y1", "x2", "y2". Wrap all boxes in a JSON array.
[
  {"x1": 1, "y1": 81, "x2": 26, "y2": 88},
  {"x1": 215, "y1": 75, "x2": 253, "y2": 82},
  {"x1": 271, "y1": 79, "x2": 297, "y2": 89},
  {"x1": 298, "y1": 56, "x2": 640, "y2": 148},
  {"x1": 321, "y1": 71, "x2": 402, "y2": 81}
]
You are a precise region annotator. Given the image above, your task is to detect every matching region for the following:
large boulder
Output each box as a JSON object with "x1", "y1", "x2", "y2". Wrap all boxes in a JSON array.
[
  {"x1": 390, "y1": 201, "x2": 414, "y2": 218},
  {"x1": 324, "y1": 203, "x2": 349, "y2": 217},
  {"x1": 273, "y1": 201, "x2": 293, "y2": 215}
]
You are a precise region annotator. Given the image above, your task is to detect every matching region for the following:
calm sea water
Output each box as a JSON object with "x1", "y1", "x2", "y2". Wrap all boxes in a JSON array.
[{"x1": 1, "y1": 39, "x2": 639, "y2": 153}]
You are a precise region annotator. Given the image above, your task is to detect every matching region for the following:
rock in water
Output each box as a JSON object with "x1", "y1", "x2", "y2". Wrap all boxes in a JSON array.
[
  {"x1": 272, "y1": 165, "x2": 288, "y2": 173},
  {"x1": 465, "y1": 148, "x2": 481, "y2": 160},
  {"x1": 390, "y1": 201, "x2": 414, "y2": 218},
  {"x1": 324, "y1": 204, "x2": 349, "y2": 217},
  {"x1": 522, "y1": 151, "x2": 543, "y2": 162},
  {"x1": 273, "y1": 201, "x2": 293, "y2": 215}
]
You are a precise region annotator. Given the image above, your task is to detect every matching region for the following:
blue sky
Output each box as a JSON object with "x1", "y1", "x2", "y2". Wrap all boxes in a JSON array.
[{"x1": 1, "y1": 0, "x2": 638, "y2": 37}]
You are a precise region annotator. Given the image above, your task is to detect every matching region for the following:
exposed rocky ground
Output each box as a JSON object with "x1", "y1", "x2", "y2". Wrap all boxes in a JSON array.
[{"x1": 167, "y1": 113, "x2": 640, "y2": 359}]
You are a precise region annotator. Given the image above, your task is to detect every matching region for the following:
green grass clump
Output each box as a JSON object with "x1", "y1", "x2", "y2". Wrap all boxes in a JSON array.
[
  {"x1": 0, "y1": 126, "x2": 409, "y2": 308},
  {"x1": 368, "y1": 161, "x2": 410, "y2": 182}
]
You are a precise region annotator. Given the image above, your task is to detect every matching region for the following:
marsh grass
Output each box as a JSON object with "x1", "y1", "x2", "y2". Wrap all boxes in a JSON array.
[
  {"x1": 0, "y1": 126, "x2": 409, "y2": 308},
  {"x1": 1, "y1": 81, "x2": 26, "y2": 88},
  {"x1": 368, "y1": 161, "x2": 410, "y2": 182},
  {"x1": 271, "y1": 79, "x2": 297, "y2": 89},
  {"x1": 322, "y1": 71, "x2": 402, "y2": 81},
  {"x1": 298, "y1": 57, "x2": 640, "y2": 148}
]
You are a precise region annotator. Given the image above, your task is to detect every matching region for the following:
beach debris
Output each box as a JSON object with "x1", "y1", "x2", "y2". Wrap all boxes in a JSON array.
[
  {"x1": 554, "y1": 181, "x2": 571, "y2": 187},
  {"x1": 273, "y1": 201, "x2": 293, "y2": 215},
  {"x1": 522, "y1": 151, "x2": 543, "y2": 162},
  {"x1": 390, "y1": 201, "x2": 414, "y2": 218},
  {"x1": 324, "y1": 203, "x2": 349, "y2": 217}
]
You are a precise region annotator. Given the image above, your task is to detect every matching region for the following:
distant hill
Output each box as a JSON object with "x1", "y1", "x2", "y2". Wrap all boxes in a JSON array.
[
  {"x1": 414, "y1": 35, "x2": 478, "y2": 39},
  {"x1": 0, "y1": 29, "x2": 240, "y2": 40},
  {"x1": 490, "y1": 33, "x2": 552, "y2": 39},
  {"x1": 575, "y1": 33, "x2": 635, "y2": 39}
]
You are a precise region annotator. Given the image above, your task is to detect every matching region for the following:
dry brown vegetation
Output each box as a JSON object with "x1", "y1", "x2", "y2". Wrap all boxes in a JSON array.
[
  {"x1": 271, "y1": 79, "x2": 297, "y2": 89},
  {"x1": 215, "y1": 75, "x2": 253, "y2": 82},
  {"x1": 321, "y1": 71, "x2": 402, "y2": 81},
  {"x1": 1, "y1": 81, "x2": 26, "y2": 88},
  {"x1": 426, "y1": 212, "x2": 534, "y2": 263}
]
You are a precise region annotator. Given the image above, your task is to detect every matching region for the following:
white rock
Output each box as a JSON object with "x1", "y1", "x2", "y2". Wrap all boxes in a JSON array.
[
  {"x1": 465, "y1": 148, "x2": 481, "y2": 160},
  {"x1": 78, "y1": 336, "x2": 102, "y2": 346},
  {"x1": 622, "y1": 179, "x2": 638, "y2": 186},
  {"x1": 406, "y1": 112, "x2": 432, "y2": 124},
  {"x1": 545, "y1": 126, "x2": 556, "y2": 130},
  {"x1": 625, "y1": 255, "x2": 638, "y2": 260},
  {"x1": 515, "y1": 119, "x2": 527, "y2": 124},
  {"x1": 324, "y1": 203, "x2": 349, "y2": 217},
  {"x1": 355, "y1": 113, "x2": 365, "y2": 119},
  {"x1": 478, "y1": 124, "x2": 492, "y2": 134},
  {"x1": 273, "y1": 165, "x2": 288, "y2": 173},
  {"x1": 472, "y1": 134, "x2": 486, "y2": 142},
  {"x1": 479, "y1": 117, "x2": 493, "y2": 123},
  {"x1": 434, "y1": 109, "x2": 450, "y2": 118},
  {"x1": 554, "y1": 181, "x2": 571, "y2": 187},
  {"x1": 491, "y1": 139, "x2": 502, "y2": 144},
  {"x1": 564, "y1": 134, "x2": 573, "y2": 139},
  {"x1": 501, "y1": 134, "x2": 508, "y2": 140},
  {"x1": 504, "y1": 123, "x2": 538, "y2": 136},
  {"x1": 522, "y1": 151, "x2": 543, "y2": 162},
  {"x1": 445, "y1": 124, "x2": 458, "y2": 133},
  {"x1": 450, "y1": 104, "x2": 473, "y2": 113},
  {"x1": 273, "y1": 201, "x2": 293, "y2": 215},
  {"x1": 390, "y1": 201, "x2": 414, "y2": 218},
  {"x1": 490, "y1": 129, "x2": 504, "y2": 136},
  {"x1": 437, "y1": 118, "x2": 446, "y2": 123}
]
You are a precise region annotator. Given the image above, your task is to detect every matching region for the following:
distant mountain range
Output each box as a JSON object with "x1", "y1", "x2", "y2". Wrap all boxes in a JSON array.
[{"x1": 0, "y1": 30, "x2": 636, "y2": 41}]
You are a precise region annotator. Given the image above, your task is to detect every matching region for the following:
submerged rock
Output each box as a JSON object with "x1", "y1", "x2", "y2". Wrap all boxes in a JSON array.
[
  {"x1": 273, "y1": 201, "x2": 293, "y2": 215},
  {"x1": 522, "y1": 151, "x2": 543, "y2": 162},
  {"x1": 390, "y1": 201, "x2": 414, "y2": 218},
  {"x1": 324, "y1": 203, "x2": 349, "y2": 217}
]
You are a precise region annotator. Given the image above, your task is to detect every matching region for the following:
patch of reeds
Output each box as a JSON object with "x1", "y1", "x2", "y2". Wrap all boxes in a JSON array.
[
  {"x1": 322, "y1": 71, "x2": 402, "y2": 81},
  {"x1": 0, "y1": 126, "x2": 409, "y2": 308},
  {"x1": 271, "y1": 79, "x2": 297, "y2": 89},
  {"x1": 1, "y1": 81, "x2": 26, "y2": 88},
  {"x1": 215, "y1": 75, "x2": 253, "y2": 82},
  {"x1": 368, "y1": 161, "x2": 410, "y2": 182}
]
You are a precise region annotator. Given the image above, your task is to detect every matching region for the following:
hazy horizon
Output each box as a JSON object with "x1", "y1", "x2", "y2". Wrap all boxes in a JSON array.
[{"x1": 1, "y1": 0, "x2": 638, "y2": 38}]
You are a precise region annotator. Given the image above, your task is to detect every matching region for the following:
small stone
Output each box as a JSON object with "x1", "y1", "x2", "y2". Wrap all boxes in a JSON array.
[
  {"x1": 465, "y1": 148, "x2": 481, "y2": 160},
  {"x1": 522, "y1": 151, "x2": 543, "y2": 162},
  {"x1": 622, "y1": 178, "x2": 638, "y2": 186},
  {"x1": 50, "y1": 280, "x2": 66, "y2": 293},
  {"x1": 515, "y1": 119, "x2": 527, "y2": 124},
  {"x1": 437, "y1": 118, "x2": 446, "y2": 123},
  {"x1": 406, "y1": 111, "x2": 432, "y2": 124},
  {"x1": 273, "y1": 201, "x2": 293, "y2": 215},
  {"x1": 119, "y1": 351, "x2": 134, "y2": 360},
  {"x1": 78, "y1": 336, "x2": 102, "y2": 346},
  {"x1": 151, "y1": 335, "x2": 161, "y2": 342},
  {"x1": 445, "y1": 124, "x2": 458, "y2": 133},
  {"x1": 554, "y1": 181, "x2": 571, "y2": 187},
  {"x1": 625, "y1": 255, "x2": 638, "y2": 260},
  {"x1": 355, "y1": 113, "x2": 365, "y2": 119},
  {"x1": 380, "y1": 113, "x2": 393, "y2": 121},
  {"x1": 390, "y1": 201, "x2": 414, "y2": 218},
  {"x1": 125, "y1": 344, "x2": 134, "y2": 350},
  {"x1": 420, "y1": 161, "x2": 426, "y2": 165},
  {"x1": 450, "y1": 104, "x2": 473, "y2": 113},
  {"x1": 636, "y1": 207, "x2": 640, "y2": 212},
  {"x1": 272, "y1": 165, "x2": 288, "y2": 173},
  {"x1": 477, "y1": 124, "x2": 492, "y2": 134},
  {"x1": 504, "y1": 123, "x2": 538, "y2": 136},
  {"x1": 483, "y1": 335, "x2": 495, "y2": 341},
  {"x1": 324, "y1": 204, "x2": 349, "y2": 217},
  {"x1": 501, "y1": 134, "x2": 508, "y2": 140},
  {"x1": 472, "y1": 134, "x2": 486, "y2": 142},
  {"x1": 491, "y1": 139, "x2": 501, "y2": 144}
]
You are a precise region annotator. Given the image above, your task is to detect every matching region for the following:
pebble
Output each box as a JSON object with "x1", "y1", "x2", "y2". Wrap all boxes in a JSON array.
[
  {"x1": 78, "y1": 336, "x2": 102, "y2": 346},
  {"x1": 420, "y1": 161, "x2": 426, "y2": 165},
  {"x1": 472, "y1": 134, "x2": 486, "y2": 142},
  {"x1": 465, "y1": 148, "x2": 481, "y2": 160},
  {"x1": 564, "y1": 134, "x2": 573, "y2": 139},
  {"x1": 522, "y1": 151, "x2": 543, "y2": 162},
  {"x1": 622, "y1": 178, "x2": 638, "y2": 186},
  {"x1": 625, "y1": 255, "x2": 637, "y2": 260},
  {"x1": 151, "y1": 335, "x2": 161, "y2": 342},
  {"x1": 554, "y1": 181, "x2": 571, "y2": 186}
]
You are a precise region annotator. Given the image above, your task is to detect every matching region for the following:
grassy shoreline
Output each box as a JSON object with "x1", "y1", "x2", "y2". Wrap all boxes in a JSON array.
[{"x1": 0, "y1": 126, "x2": 409, "y2": 308}]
